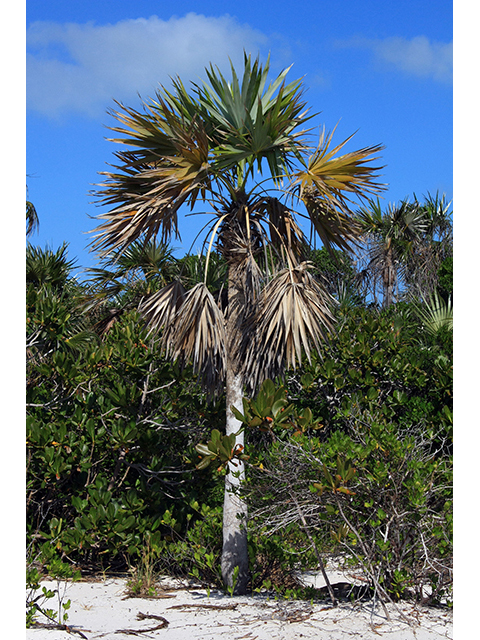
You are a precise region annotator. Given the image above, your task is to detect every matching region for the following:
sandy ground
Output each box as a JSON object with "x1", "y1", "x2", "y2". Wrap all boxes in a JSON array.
[{"x1": 26, "y1": 573, "x2": 453, "y2": 640}]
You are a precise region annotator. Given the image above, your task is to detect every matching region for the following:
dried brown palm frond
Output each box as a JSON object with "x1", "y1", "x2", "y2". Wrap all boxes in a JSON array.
[
  {"x1": 163, "y1": 283, "x2": 227, "y2": 393},
  {"x1": 243, "y1": 262, "x2": 336, "y2": 390},
  {"x1": 264, "y1": 197, "x2": 307, "y2": 259},
  {"x1": 238, "y1": 252, "x2": 264, "y2": 306},
  {"x1": 139, "y1": 280, "x2": 186, "y2": 335},
  {"x1": 225, "y1": 252, "x2": 265, "y2": 374}
]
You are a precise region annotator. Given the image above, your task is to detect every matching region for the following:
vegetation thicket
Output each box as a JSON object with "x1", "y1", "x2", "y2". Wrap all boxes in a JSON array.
[{"x1": 26, "y1": 53, "x2": 452, "y2": 624}]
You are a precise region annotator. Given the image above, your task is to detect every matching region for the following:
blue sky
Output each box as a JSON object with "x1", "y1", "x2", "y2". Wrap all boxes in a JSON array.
[{"x1": 26, "y1": 0, "x2": 453, "y2": 274}]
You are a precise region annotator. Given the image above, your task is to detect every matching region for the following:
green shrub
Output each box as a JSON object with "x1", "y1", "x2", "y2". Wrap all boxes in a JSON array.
[
  {"x1": 244, "y1": 408, "x2": 452, "y2": 605},
  {"x1": 288, "y1": 307, "x2": 452, "y2": 450},
  {"x1": 27, "y1": 307, "x2": 225, "y2": 574}
]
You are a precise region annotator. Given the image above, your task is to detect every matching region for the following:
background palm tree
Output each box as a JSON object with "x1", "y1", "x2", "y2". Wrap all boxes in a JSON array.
[
  {"x1": 405, "y1": 192, "x2": 453, "y2": 300},
  {"x1": 356, "y1": 198, "x2": 427, "y2": 307},
  {"x1": 91, "y1": 53, "x2": 385, "y2": 593},
  {"x1": 26, "y1": 243, "x2": 96, "y2": 360},
  {"x1": 357, "y1": 193, "x2": 452, "y2": 306},
  {"x1": 26, "y1": 195, "x2": 39, "y2": 237}
]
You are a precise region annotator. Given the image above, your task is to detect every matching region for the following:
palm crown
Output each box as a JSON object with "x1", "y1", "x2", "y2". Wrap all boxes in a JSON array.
[{"x1": 92, "y1": 53, "x2": 385, "y2": 392}]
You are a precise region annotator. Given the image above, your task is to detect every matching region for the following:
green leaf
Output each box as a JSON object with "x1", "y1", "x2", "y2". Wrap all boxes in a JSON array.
[
  {"x1": 271, "y1": 398, "x2": 287, "y2": 417},
  {"x1": 196, "y1": 456, "x2": 214, "y2": 470},
  {"x1": 393, "y1": 389, "x2": 407, "y2": 404},
  {"x1": 367, "y1": 387, "x2": 379, "y2": 401},
  {"x1": 231, "y1": 406, "x2": 247, "y2": 423},
  {"x1": 195, "y1": 443, "x2": 213, "y2": 457},
  {"x1": 210, "y1": 429, "x2": 222, "y2": 444}
]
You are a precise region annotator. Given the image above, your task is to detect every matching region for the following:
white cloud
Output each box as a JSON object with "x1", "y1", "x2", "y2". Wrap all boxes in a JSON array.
[
  {"x1": 374, "y1": 36, "x2": 452, "y2": 83},
  {"x1": 337, "y1": 35, "x2": 452, "y2": 84},
  {"x1": 27, "y1": 13, "x2": 268, "y2": 119}
]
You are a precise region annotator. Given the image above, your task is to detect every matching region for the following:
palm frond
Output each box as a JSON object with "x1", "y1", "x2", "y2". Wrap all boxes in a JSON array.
[
  {"x1": 162, "y1": 283, "x2": 227, "y2": 392},
  {"x1": 415, "y1": 290, "x2": 453, "y2": 336},
  {"x1": 290, "y1": 127, "x2": 385, "y2": 253},
  {"x1": 243, "y1": 262, "x2": 336, "y2": 389},
  {"x1": 264, "y1": 197, "x2": 307, "y2": 259},
  {"x1": 178, "y1": 252, "x2": 228, "y2": 294},
  {"x1": 195, "y1": 53, "x2": 312, "y2": 180},
  {"x1": 139, "y1": 280, "x2": 186, "y2": 336},
  {"x1": 26, "y1": 200, "x2": 39, "y2": 237},
  {"x1": 26, "y1": 243, "x2": 75, "y2": 290},
  {"x1": 296, "y1": 127, "x2": 385, "y2": 199},
  {"x1": 91, "y1": 98, "x2": 212, "y2": 256}
]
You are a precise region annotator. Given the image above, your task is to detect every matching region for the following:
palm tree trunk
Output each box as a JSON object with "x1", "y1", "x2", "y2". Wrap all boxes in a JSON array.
[
  {"x1": 221, "y1": 260, "x2": 249, "y2": 594},
  {"x1": 221, "y1": 365, "x2": 249, "y2": 594},
  {"x1": 383, "y1": 245, "x2": 395, "y2": 308}
]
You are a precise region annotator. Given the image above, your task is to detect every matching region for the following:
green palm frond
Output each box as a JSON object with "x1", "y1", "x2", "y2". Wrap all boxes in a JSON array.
[
  {"x1": 290, "y1": 127, "x2": 385, "y2": 253},
  {"x1": 416, "y1": 191, "x2": 452, "y2": 241},
  {"x1": 196, "y1": 53, "x2": 312, "y2": 179},
  {"x1": 178, "y1": 252, "x2": 228, "y2": 295},
  {"x1": 415, "y1": 290, "x2": 453, "y2": 336},
  {"x1": 358, "y1": 198, "x2": 426, "y2": 242},
  {"x1": 26, "y1": 243, "x2": 76, "y2": 290}
]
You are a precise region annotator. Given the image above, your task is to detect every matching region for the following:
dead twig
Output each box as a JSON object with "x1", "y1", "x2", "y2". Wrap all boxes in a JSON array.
[
  {"x1": 29, "y1": 621, "x2": 89, "y2": 639},
  {"x1": 167, "y1": 602, "x2": 238, "y2": 611},
  {"x1": 115, "y1": 613, "x2": 169, "y2": 635},
  {"x1": 290, "y1": 491, "x2": 337, "y2": 607}
]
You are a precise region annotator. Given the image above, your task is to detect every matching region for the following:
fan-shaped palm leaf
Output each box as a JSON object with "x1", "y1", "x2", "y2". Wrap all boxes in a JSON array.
[
  {"x1": 196, "y1": 53, "x2": 312, "y2": 179},
  {"x1": 162, "y1": 283, "x2": 227, "y2": 391},
  {"x1": 290, "y1": 127, "x2": 385, "y2": 253},
  {"x1": 243, "y1": 262, "x2": 335, "y2": 389},
  {"x1": 139, "y1": 280, "x2": 186, "y2": 335},
  {"x1": 92, "y1": 99, "x2": 212, "y2": 255},
  {"x1": 415, "y1": 290, "x2": 453, "y2": 336}
]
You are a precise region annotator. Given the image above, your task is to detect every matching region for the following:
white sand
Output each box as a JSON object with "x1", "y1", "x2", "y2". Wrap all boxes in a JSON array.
[{"x1": 26, "y1": 576, "x2": 452, "y2": 640}]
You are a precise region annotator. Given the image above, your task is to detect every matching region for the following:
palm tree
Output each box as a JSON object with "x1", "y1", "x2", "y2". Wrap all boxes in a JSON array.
[
  {"x1": 405, "y1": 192, "x2": 453, "y2": 300},
  {"x1": 26, "y1": 196, "x2": 39, "y2": 237},
  {"x1": 26, "y1": 243, "x2": 96, "y2": 359},
  {"x1": 356, "y1": 198, "x2": 427, "y2": 307},
  {"x1": 91, "y1": 53, "x2": 385, "y2": 593}
]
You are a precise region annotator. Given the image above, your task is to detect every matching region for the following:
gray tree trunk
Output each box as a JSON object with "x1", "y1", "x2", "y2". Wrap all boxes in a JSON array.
[
  {"x1": 221, "y1": 367, "x2": 249, "y2": 594},
  {"x1": 383, "y1": 245, "x2": 396, "y2": 308},
  {"x1": 220, "y1": 259, "x2": 249, "y2": 594}
]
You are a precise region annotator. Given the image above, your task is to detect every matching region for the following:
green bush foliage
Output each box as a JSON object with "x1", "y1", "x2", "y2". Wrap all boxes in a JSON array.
[
  {"x1": 26, "y1": 244, "x2": 452, "y2": 607},
  {"x1": 27, "y1": 270, "x2": 225, "y2": 575},
  {"x1": 242, "y1": 396, "x2": 452, "y2": 605},
  {"x1": 288, "y1": 306, "x2": 452, "y2": 451}
]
